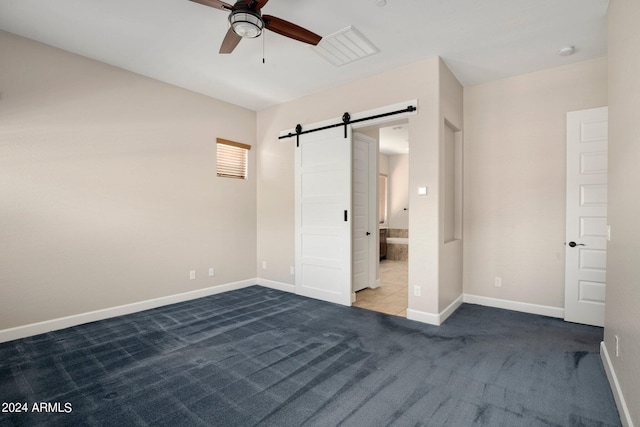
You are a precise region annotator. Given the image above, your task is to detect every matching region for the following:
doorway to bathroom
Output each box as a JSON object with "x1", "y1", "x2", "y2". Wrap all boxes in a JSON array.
[
  {"x1": 290, "y1": 101, "x2": 416, "y2": 312},
  {"x1": 352, "y1": 119, "x2": 409, "y2": 317}
]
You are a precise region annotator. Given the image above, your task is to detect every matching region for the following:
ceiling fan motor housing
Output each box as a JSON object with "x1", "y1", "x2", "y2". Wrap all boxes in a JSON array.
[{"x1": 229, "y1": 2, "x2": 264, "y2": 38}]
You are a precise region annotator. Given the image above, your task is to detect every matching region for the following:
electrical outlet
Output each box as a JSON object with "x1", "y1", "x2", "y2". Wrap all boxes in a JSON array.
[
  {"x1": 290, "y1": 266, "x2": 295, "y2": 275},
  {"x1": 262, "y1": 261, "x2": 267, "y2": 270},
  {"x1": 189, "y1": 270, "x2": 196, "y2": 280},
  {"x1": 208, "y1": 268, "x2": 215, "y2": 277},
  {"x1": 495, "y1": 277, "x2": 502, "y2": 287},
  {"x1": 414, "y1": 286, "x2": 421, "y2": 297}
]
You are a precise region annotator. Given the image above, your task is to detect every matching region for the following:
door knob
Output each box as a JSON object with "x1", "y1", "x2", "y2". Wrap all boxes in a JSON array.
[
  {"x1": 366, "y1": 232, "x2": 371, "y2": 236},
  {"x1": 568, "y1": 241, "x2": 585, "y2": 247}
]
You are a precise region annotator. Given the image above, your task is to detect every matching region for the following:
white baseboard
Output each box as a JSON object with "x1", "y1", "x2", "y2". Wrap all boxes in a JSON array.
[
  {"x1": 601, "y1": 341, "x2": 635, "y2": 427},
  {"x1": 257, "y1": 278, "x2": 296, "y2": 293},
  {"x1": 406, "y1": 309, "x2": 440, "y2": 325},
  {"x1": 463, "y1": 294, "x2": 564, "y2": 319},
  {"x1": 0, "y1": 279, "x2": 257, "y2": 344},
  {"x1": 440, "y1": 295, "x2": 464, "y2": 323},
  {"x1": 407, "y1": 295, "x2": 463, "y2": 326}
]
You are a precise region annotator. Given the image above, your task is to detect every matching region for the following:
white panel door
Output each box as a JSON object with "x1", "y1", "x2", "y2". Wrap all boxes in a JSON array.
[
  {"x1": 564, "y1": 106, "x2": 608, "y2": 327},
  {"x1": 295, "y1": 126, "x2": 352, "y2": 306},
  {"x1": 352, "y1": 133, "x2": 374, "y2": 292}
]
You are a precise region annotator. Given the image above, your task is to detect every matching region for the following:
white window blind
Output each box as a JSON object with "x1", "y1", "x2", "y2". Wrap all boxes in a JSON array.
[{"x1": 216, "y1": 138, "x2": 251, "y2": 179}]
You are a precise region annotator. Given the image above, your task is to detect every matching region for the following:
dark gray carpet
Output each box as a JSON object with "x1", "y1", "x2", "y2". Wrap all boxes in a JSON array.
[{"x1": 0, "y1": 286, "x2": 620, "y2": 426}]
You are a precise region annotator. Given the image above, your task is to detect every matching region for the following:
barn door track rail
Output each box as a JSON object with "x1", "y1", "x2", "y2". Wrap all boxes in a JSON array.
[{"x1": 279, "y1": 105, "x2": 417, "y2": 146}]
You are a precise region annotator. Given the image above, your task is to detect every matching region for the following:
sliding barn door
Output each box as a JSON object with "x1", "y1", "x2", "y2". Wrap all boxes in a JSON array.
[{"x1": 295, "y1": 126, "x2": 352, "y2": 306}]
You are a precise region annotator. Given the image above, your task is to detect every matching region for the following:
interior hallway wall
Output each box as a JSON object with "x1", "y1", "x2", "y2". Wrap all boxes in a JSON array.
[
  {"x1": 438, "y1": 60, "x2": 464, "y2": 312},
  {"x1": 603, "y1": 0, "x2": 640, "y2": 424},
  {"x1": 388, "y1": 154, "x2": 409, "y2": 230},
  {"x1": 379, "y1": 153, "x2": 389, "y2": 177},
  {"x1": 257, "y1": 57, "x2": 442, "y2": 315},
  {"x1": 463, "y1": 57, "x2": 607, "y2": 310},
  {"x1": 0, "y1": 31, "x2": 257, "y2": 330},
  {"x1": 257, "y1": 57, "x2": 467, "y2": 319},
  {"x1": 379, "y1": 152, "x2": 389, "y2": 226}
]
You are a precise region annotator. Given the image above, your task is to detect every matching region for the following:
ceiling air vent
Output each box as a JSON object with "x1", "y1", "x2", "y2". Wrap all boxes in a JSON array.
[{"x1": 313, "y1": 26, "x2": 380, "y2": 67}]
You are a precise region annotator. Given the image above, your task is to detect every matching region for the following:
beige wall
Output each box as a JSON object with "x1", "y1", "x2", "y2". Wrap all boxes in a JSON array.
[
  {"x1": 388, "y1": 154, "x2": 409, "y2": 230},
  {"x1": 438, "y1": 59, "x2": 464, "y2": 311},
  {"x1": 257, "y1": 57, "x2": 443, "y2": 314},
  {"x1": 0, "y1": 31, "x2": 257, "y2": 330},
  {"x1": 378, "y1": 152, "x2": 389, "y2": 226},
  {"x1": 463, "y1": 57, "x2": 607, "y2": 309},
  {"x1": 604, "y1": 0, "x2": 640, "y2": 424},
  {"x1": 378, "y1": 153, "x2": 389, "y2": 176}
]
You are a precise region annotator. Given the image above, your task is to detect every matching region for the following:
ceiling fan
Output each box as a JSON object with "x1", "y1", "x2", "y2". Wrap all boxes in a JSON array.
[{"x1": 189, "y1": 0, "x2": 322, "y2": 54}]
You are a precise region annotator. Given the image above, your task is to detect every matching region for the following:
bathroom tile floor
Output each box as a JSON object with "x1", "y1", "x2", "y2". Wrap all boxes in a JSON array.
[{"x1": 353, "y1": 260, "x2": 408, "y2": 317}]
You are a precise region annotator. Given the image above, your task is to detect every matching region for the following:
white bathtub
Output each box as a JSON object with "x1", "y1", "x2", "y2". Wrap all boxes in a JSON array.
[{"x1": 386, "y1": 237, "x2": 408, "y2": 245}]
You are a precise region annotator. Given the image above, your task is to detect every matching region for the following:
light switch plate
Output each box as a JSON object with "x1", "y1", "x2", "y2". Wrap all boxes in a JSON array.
[{"x1": 418, "y1": 186, "x2": 428, "y2": 196}]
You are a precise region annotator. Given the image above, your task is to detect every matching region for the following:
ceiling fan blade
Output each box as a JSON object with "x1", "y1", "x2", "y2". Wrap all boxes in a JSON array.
[
  {"x1": 188, "y1": 0, "x2": 233, "y2": 11},
  {"x1": 220, "y1": 27, "x2": 242, "y2": 54},
  {"x1": 263, "y1": 15, "x2": 322, "y2": 46},
  {"x1": 244, "y1": 0, "x2": 269, "y2": 10}
]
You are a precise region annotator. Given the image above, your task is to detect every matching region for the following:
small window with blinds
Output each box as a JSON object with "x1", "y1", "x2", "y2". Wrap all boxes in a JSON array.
[{"x1": 216, "y1": 138, "x2": 251, "y2": 179}]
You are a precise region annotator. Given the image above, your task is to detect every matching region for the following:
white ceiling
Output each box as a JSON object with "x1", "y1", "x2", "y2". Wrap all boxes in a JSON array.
[{"x1": 0, "y1": 0, "x2": 609, "y2": 111}]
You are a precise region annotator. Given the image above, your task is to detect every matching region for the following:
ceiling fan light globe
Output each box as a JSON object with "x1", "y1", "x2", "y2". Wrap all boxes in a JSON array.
[{"x1": 230, "y1": 12, "x2": 263, "y2": 38}]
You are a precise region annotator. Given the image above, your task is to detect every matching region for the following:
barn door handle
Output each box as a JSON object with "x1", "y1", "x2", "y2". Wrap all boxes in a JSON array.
[{"x1": 567, "y1": 241, "x2": 586, "y2": 247}]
